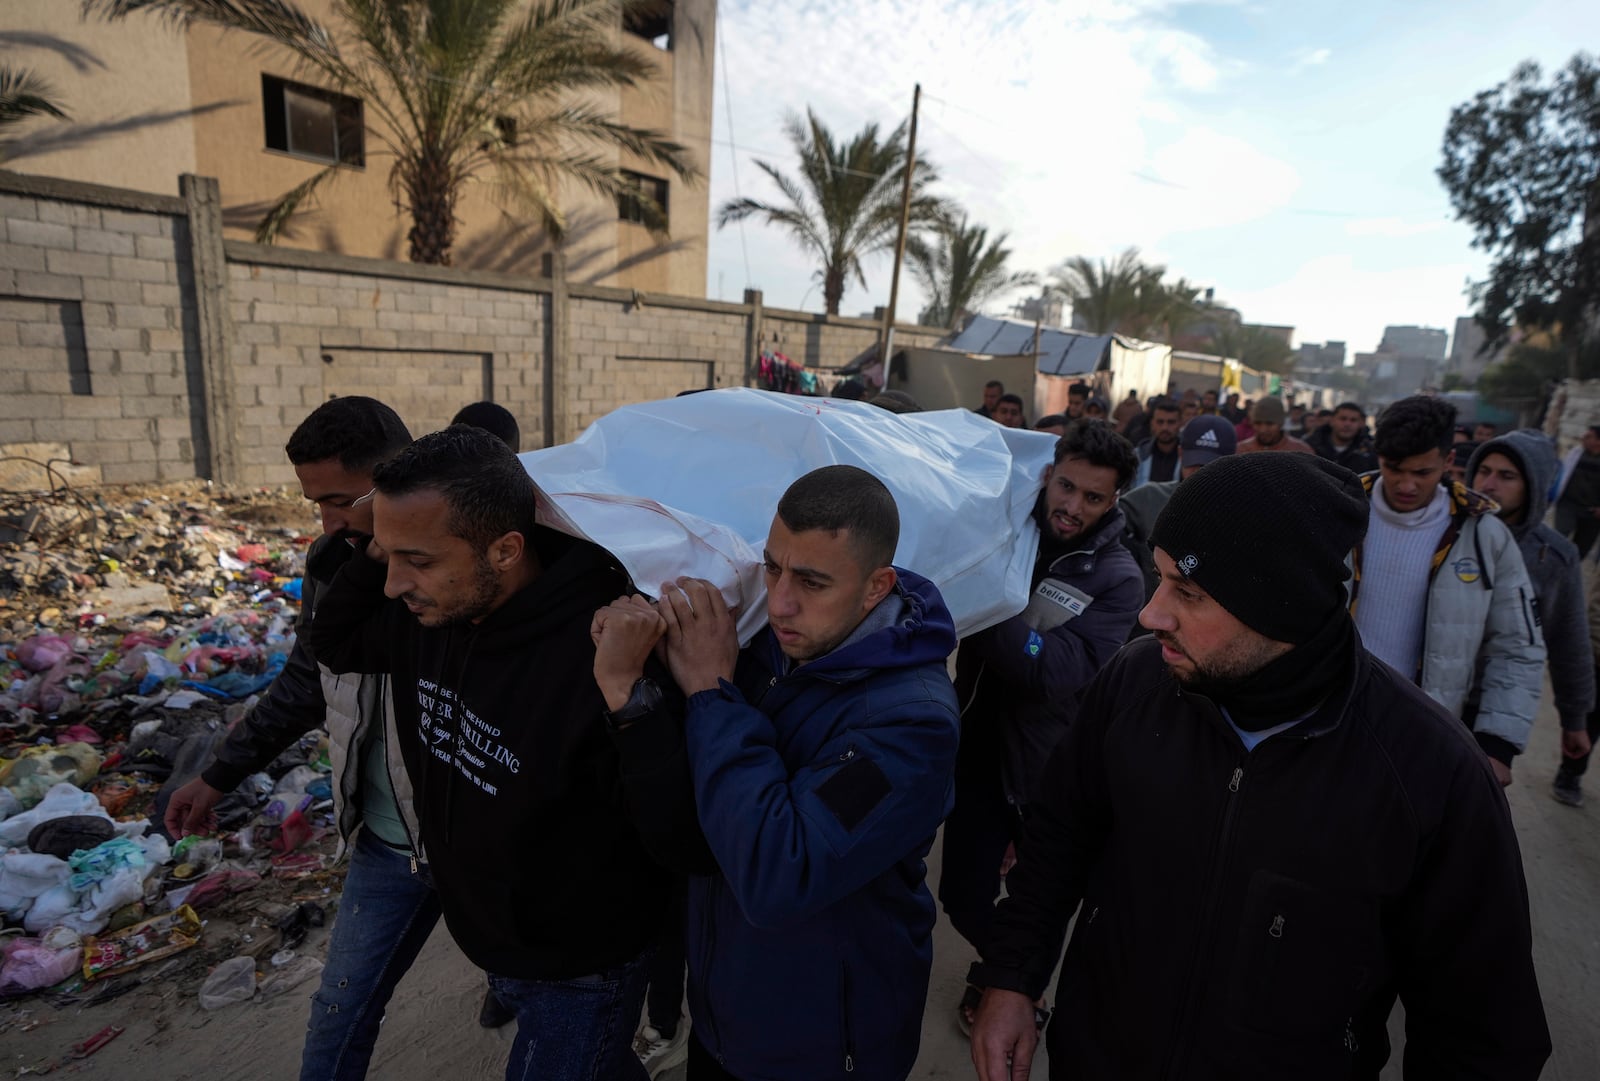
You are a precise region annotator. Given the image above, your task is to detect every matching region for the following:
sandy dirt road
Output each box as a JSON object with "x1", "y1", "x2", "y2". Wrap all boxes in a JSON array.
[{"x1": 3, "y1": 685, "x2": 1594, "y2": 1080}]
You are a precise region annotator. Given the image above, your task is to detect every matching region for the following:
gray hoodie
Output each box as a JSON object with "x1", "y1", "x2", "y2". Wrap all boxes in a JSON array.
[{"x1": 1467, "y1": 430, "x2": 1596, "y2": 732}]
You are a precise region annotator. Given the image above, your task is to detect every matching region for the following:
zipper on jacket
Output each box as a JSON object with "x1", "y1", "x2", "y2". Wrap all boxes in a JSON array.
[
  {"x1": 840, "y1": 962, "x2": 856, "y2": 1072},
  {"x1": 378, "y1": 674, "x2": 424, "y2": 874},
  {"x1": 1160, "y1": 754, "x2": 1248, "y2": 1081}
]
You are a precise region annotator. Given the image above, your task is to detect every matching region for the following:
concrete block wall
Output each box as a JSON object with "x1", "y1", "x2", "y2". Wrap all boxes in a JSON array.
[
  {"x1": 225, "y1": 252, "x2": 547, "y2": 486},
  {"x1": 0, "y1": 179, "x2": 202, "y2": 484},
  {"x1": 1, "y1": 170, "x2": 956, "y2": 488}
]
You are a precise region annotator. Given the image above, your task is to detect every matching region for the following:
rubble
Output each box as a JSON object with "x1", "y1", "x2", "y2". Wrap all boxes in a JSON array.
[{"x1": 0, "y1": 480, "x2": 346, "y2": 1014}]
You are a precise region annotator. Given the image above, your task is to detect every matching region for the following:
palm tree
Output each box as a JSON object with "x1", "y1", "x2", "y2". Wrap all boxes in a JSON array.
[
  {"x1": 1048, "y1": 248, "x2": 1149, "y2": 335},
  {"x1": 87, "y1": 0, "x2": 699, "y2": 265},
  {"x1": 1205, "y1": 323, "x2": 1296, "y2": 374},
  {"x1": 0, "y1": 67, "x2": 68, "y2": 159},
  {"x1": 907, "y1": 214, "x2": 1036, "y2": 329},
  {"x1": 1048, "y1": 248, "x2": 1205, "y2": 342},
  {"x1": 717, "y1": 109, "x2": 944, "y2": 315}
]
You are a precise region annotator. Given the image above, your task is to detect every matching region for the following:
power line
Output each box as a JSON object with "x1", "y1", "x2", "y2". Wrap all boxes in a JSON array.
[{"x1": 715, "y1": 24, "x2": 753, "y2": 292}]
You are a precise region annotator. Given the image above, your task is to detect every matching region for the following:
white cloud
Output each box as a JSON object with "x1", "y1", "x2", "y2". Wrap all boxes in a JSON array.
[
  {"x1": 1342, "y1": 216, "x2": 1448, "y2": 239},
  {"x1": 706, "y1": 0, "x2": 1295, "y2": 314},
  {"x1": 1289, "y1": 47, "x2": 1333, "y2": 72}
]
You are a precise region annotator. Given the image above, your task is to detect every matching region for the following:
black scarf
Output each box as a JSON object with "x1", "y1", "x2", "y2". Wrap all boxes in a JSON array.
[{"x1": 1184, "y1": 608, "x2": 1356, "y2": 731}]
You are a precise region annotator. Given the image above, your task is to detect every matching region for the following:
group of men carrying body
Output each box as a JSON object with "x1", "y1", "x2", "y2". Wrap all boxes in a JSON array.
[{"x1": 167, "y1": 391, "x2": 1555, "y2": 1081}]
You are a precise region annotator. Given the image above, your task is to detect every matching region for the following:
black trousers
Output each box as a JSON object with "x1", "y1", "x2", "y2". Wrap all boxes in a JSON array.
[
  {"x1": 938, "y1": 730, "x2": 1025, "y2": 957},
  {"x1": 1558, "y1": 665, "x2": 1600, "y2": 780},
  {"x1": 688, "y1": 1034, "x2": 743, "y2": 1080},
  {"x1": 644, "y1": 878, "x2": 687, "y2": 1033}
]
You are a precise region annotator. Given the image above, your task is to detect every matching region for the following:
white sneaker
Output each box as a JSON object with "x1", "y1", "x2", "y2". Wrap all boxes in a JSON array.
[{"x1": 633, "y1": 1019, "x2": 690, "y2": 1079}]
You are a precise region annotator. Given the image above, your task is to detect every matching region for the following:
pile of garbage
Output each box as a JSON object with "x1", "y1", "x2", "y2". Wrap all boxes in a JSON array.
[{"x1": 0, "y1": 480, "x2": 344, "y2": 1020}]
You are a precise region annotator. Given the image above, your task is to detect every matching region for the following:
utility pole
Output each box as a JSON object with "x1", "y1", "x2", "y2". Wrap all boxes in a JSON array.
[{"x1": 878, "y1": 83, "x2": 921, "y2": 386}]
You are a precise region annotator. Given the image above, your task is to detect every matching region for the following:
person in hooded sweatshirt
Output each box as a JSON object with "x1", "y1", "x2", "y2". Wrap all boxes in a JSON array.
[
  {"x1": 307, "y1": 425, "x2": 695, "y2": 1081},
  {"x1": 593, "y1": 464, "x2": 960, "y2": 1081},
  {"x1": 969, "y1": 452, "x2": 1550, "y2": 1081},
  {"x1": 1468, "y1": 431, "x2": 1596, "y2": 805}
]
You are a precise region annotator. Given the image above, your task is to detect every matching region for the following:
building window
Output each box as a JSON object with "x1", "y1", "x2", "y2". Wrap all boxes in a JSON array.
[
  {"x1": 618, "y1": 171, "x2": 669, "y2": 227},
  {"x1": 262, "y1": 74, "x2": 365, "y2": 167},
  {"x1": 623, "y1": 0, "x2": 672, "y2": 49}
]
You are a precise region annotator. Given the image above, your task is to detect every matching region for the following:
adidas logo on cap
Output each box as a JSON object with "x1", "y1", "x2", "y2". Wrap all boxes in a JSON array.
[{"x1": 1194, "y1": 429, "x2": 1220, "y2": 449}]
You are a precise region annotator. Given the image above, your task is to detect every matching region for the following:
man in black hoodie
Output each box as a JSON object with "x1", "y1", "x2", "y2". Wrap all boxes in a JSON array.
[
  {"x1": 969, "y1": 452, "x2": 1549, "y2": 1081},
  {"x1": 308, "y1": 426, "x2": 692, "y2": 1081}
]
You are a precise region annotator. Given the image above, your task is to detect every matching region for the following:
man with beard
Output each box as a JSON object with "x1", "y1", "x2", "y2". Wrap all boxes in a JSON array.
[
  {"x1": 1307, "y1": 401, "x2": 1378, "y2": 474},
  {"x1": 992, "y1": 393, "x2": 1027, "y2": 429},
  {"x1": 308, "y1": 426, "x2": 692, "y2": 1081},
  {"x1": 165, "y1": 396, "x2": 462, "y2": 1079},
  {"x1": 942, "y1": 419, "x2": 1143, "y2": 1034},
  {"x1": 1130, "y1": 396, "x2": 1182, "y2": 487},
  {"x1": 969, "y1": 452, "x2": 1550, "y2": 1081},
  {"x1": 1238, "y1": 396, "x2": 1314, "y2": 455}
]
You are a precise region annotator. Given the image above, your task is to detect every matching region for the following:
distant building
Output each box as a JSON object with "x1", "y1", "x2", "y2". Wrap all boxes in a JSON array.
[
  {"x1": 4, "y1": 0, "x2": 717, "y2": 295},
  {"x1": 1245, "y1": 323, "x2": 1296, "y2": 346},
  {"x1": 1379, "y1": 325, "x2": 1449, "y2": 361},
  {"x1": 1355, "y1": 350, "x2": 1437, "y2": 407},
  {"x1": 1297, "y1": 340, "x2": 1347, "y2": 370},
  {"x1": 1013, "y1": 291, "x2": 1066, "y2": 328},
  {"x1": 1445, "y1": 317, "x2": 1505, "y2": 384}
]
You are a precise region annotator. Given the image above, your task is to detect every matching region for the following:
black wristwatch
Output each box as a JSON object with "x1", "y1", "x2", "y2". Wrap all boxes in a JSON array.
[{"x1": 604, "y1": 677, "x2": 665, "y2": 732}]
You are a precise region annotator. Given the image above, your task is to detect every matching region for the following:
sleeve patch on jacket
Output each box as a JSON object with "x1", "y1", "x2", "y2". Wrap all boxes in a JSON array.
[{"x1": 816, "y1": 756, "x2": 892, "y2": 832}]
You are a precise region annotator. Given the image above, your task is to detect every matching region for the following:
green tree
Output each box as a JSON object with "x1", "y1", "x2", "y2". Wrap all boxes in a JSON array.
[
  {"x1": 907, "y1": 214, "x2": 1036, "y2": 329},
  {"x1": 1205, "y1": 323, "x2": 1296, "y2": 374},
  {"x1": 0, "y1": 66, "x2": 68, "y2": 159},
  {"x1": 1438, "y1": 54, "x2": 1600, "y2": 359},
  {"x1": 1047, "y1": 247, "x2": 1202, "y2": 341},
  {"x1": 1477, "y1": 340, "x2": 1600, "y2": 413},
  {"x1": 716, "y1": 109, "x2": 944, "y2": 316},
  {"x1": 88, "y1": 0, "x2": 698, "y2": 265}
]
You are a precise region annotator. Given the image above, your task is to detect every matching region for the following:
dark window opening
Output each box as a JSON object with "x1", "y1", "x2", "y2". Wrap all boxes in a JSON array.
[
  {"x1": 618, "y1": 171, "x2": 669, "y2": 227},
  {"x1": 623, "y1": 1, "x2": 672, "y2": 49},
  {"x1": 262, "y1": 74, "x2": 365, "y2": 167}
]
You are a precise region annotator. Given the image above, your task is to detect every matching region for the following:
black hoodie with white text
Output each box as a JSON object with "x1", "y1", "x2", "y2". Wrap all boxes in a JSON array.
[{"x1": 307, "y1": 529, "x2": 695, "y2": 980}]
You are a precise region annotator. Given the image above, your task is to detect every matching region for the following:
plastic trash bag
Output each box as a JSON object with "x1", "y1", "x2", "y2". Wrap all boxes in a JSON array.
[
  {"x1": 0, "y1": 851, "x2": 71, "y2": 921},
  {"x1": 198, "y1": 956, "x2": 257, "y2": 1010},
  {"x1": 0, "y1": 784, "x2": 110, "y2": 847},
  {"x1": 0, "y1": 937, "x2": 82, "y2": 997},
  {"x1": 0, "y1": 744, "x2": 103, "y2": 808},
  {"x1": 520, "y1": 388, "x2": 1055, "y2": 642}
]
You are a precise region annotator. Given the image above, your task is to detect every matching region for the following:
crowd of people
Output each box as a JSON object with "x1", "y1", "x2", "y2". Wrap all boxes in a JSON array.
[{"x1": 153, "y1": 378, "x2": 1600, "y2": 1081}]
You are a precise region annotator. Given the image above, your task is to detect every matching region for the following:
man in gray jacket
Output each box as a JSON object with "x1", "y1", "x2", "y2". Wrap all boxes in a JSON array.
[
  {"x1": 1468, "y1": 430, "x2": 1596, "y2": 803},
  {"x1": 164, "y1": 397, "x2": 484, "y2": 1079},
  {"x1": 1351, "y1": 396, "x2": 1546, "y2": 786}
]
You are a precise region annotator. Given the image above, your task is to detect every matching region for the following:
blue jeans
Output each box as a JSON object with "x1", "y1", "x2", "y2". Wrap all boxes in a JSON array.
[
  {"x1": 300, "y1": 829, "x2": 441, "y2": 1081},
  {"x1": 488, "y1": 948, "x2": 653, "y2": 1081}
]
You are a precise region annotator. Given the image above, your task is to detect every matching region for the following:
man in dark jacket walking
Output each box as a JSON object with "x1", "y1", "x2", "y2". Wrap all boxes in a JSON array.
[
  {"x1": 598, "y1": 465, "x2": 960, "y2": 1081},
  {"x1": 163, "y1": 396, "x2": 461, "y2": 1079},
  {"x1": 969, "y1": 452, "x2": 1550, "y2": 1081},
  {"x1": 308, "y1": 426, "x2": 692, "y2": 1081},
  {"x1": 943, "y1": 420, "x2": 1143, "y2": 1030},
  {"x1": 1306, "y1": 401, "x2": 1378, "y2": 473},
  {"x1": 1469, "y1": 430, "x2": 1596, "y2": 805}
]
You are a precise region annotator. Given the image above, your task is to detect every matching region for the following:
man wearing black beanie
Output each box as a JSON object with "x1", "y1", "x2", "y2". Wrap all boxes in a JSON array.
[{"x1": 969, "y1": 453, "x2": 1550, "y2": 1081}]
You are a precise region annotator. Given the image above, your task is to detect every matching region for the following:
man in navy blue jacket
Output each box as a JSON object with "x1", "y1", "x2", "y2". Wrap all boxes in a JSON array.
[
  {"x1": 942, "y1": 419, "x2": 1144, "y2": 1031},
  {"x1": 595, "y1": 465, "x2": 959, "y2": 1081}
]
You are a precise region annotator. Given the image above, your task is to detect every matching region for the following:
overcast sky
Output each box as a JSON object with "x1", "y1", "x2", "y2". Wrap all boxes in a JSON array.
[{"x1": 700, "y1": 0, "x2": 1600, "y2": 357}]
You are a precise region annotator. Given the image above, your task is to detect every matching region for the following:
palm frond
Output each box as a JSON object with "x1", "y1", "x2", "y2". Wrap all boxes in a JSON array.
[
  {"x1": 254, "y1": 160, "x2": 342, "y2": 243},
  {"x1": 0, "y1": 66, "x2": 69, "y2": 133}
]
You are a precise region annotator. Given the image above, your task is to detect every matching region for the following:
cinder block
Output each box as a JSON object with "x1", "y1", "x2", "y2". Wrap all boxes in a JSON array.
[
  {"x1": 17, "y1": 322, "x2": 67, "y2": 348},
  {"x1": 14, "y1": 271, "x2": 82, "y2": 299},
  {"x1": 75, "y1": 230, "x2": 137, "y2": 257},
  {"x1": 141, "y1": 283, "x2": 184, "y2": 307},
  {"x1": 38, "y1": 202, "x2": 101, "y2": 229},
  {"x1": 294, "y1": 305, "x2": 339, "y2": 326},
  {"x1": 83, "y1": 276, "x2": 143, "y2": 304},
  {"x1": 0, "y1": 242, "x2": 46, "y2": 272},
  {"x1": 134, "y1": 235, "x2": 178, "y2": 261},
  {"x1": 0, "y1": 420, "x2": 36, "y2": 442},
  {"x1": 9, "y1": 219, "x2": 75, "y2": 250},
  {"x1": 115, "y1": 306, "x2": 172, "y2": 330},
  {"x1": 100, "y1": 462, "x2": 157, "y2": 484},
  {"x1": 0, "y1": 194, "x2": 39, "y2": 220},
  {"x1": 109, "y1": 256, "x2": 168, "y2": 284},
  {"x1": 61, "y1": 396, "x2": 123, "y2": 420},
  {"x1": 100, "y1": 209, "x2": 167, "y2": 237},
  {"x1": 0, "y1": 395, "x2": 62, "y2": 420},
  {"x1": 24, "y1": 371, "x2": 77, "y2": 395}
]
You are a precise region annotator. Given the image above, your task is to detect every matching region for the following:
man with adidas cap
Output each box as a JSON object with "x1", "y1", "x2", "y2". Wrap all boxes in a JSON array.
[
  {"x1": 969, "y1": 452, "x2": 1550, "y2": 1081},
  {"x1": 1120, "y1": 413, "x2": 1236, "y2": 609}
]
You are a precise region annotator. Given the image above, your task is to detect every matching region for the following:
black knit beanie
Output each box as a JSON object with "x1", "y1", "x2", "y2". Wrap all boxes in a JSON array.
[{"x1": 1150, "y1": 453, "x2": 1369, "y2": 644}]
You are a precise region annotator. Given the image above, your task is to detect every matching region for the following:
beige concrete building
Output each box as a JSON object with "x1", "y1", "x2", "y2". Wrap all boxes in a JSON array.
[{"x1": 4, "y1": 0, "x2": 714, "y2": 296}]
